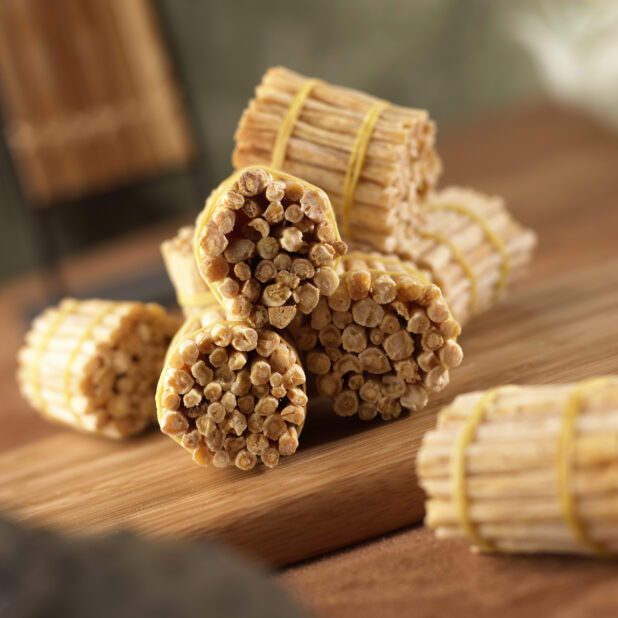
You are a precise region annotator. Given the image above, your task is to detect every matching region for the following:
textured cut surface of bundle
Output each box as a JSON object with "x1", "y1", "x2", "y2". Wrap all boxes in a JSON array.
[
  {"x1": 157, "y1": 314, "x2": 307, "y2": 470},
  {"x1": 233, "y1": 66, "x2": 441, "y2": 252},
  {"x1": 417, "y1": 377, "x2": 618, "y2": 556},
  {"x1": 289, "y1": 249, "x2": 462, "y2": 421},
  {"x1": 161, "y1": 225, "x2": 222, "y2": 319},
  {"x1": 397, "y1": 187, "x2": 537, "y2": 325},
  {"x1": 194, "y1": 166, "x2": 346, "y2": 330},
  {"x1": 17, "y1": 298, "x2": 180, "y2": 438}
]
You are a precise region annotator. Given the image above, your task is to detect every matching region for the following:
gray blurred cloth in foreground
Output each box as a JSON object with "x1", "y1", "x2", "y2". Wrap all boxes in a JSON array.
[{"x1": 0, "y1": 518, "x2": 308, "y2": 618}]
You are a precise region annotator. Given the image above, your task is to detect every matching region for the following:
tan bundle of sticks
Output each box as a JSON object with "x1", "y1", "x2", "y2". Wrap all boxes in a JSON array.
[
  {"x1": 161, "y1": 225, "x2": 217, "y2": 319},
  {"x1": 398, "y1": 187, "x2": 537, "y2": 325},
  {"x1": 289, "y1": 249, "x2": 463, "y2": 420},
  {"x1": 194, "y1": 166, "x2": 346, "y2": 330},
  {"x1": 18, "y1": 298, "x2": 180, "y2": 438},
  {"x1": 233, "y1": 66, "x2": 441, "y2": 252},
  {"x1": 156, "y1": 311, "x2": 307, "y2": 470},
  {"x1": 417, "y1": 377, "x2": 618, "y2": 556},
  {"x1": 161, "y1": 229, "x2": 309, "y2": 470}
]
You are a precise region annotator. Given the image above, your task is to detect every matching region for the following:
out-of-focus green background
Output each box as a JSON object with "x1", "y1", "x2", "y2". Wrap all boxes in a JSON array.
[{"x1": 1, "y1": 0, "x2": 615, "y2": 284}]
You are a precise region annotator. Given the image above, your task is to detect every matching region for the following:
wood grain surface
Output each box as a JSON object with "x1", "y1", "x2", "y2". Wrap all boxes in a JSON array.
[{"x1": 1, "y1": 104, "x2": 617, "y2": 570}]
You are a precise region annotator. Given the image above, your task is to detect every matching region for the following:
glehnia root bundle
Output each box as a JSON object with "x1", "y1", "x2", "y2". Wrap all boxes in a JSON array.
[
  {"x1": 233, "y1": 67, "x2": 440, "y2": 252},
  {"x1": 194, "y1": 166, "x2": 346, "y2": 330},
  {"x1": 418, "y1": 377, "x2": 618, "y2": 556},
  {"x1": 18, "y1": 299, "x2": 179, "y2": 438},
  {"x1": 157, "y1": 311, "x2": 307, "y2": 470},
  {"x1": 289, "y1": 248, "x2": 462, "y2": 421}
]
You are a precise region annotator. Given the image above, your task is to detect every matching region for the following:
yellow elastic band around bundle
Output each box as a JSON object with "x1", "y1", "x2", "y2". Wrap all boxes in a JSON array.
[
  {"x1": 341, "y1": 101, "x2": 388, "y2": 237},
  {"x1": 271, "y1": 78, "x2": 321, "y2": 170},
  {"x1": 558, "y1": 376, "x2": 616, "y2": 557},
  {"x1": 452, "y1": 385, "x2": 520, "y2": 552},
  {"x1": 64, "y1": 303, "x2": 116, "y2": 419},
  {"x1": 270, "y1": 78, "x2": 388, "y2": 237},
  {"x1": 419, "y1": 230, "x2": 477, "y2": 314},
  {"x1": 31, "y1": 299, "x2": 78, "y2": 416},
  {"x1": 156, "y1": 320, "x2": 308, "y2": 448},
  {"x1": 194, "y1": 165, "x2": 341, "y2": 309},
  {"x1": 425, "y1": 202, "x2": 510, "y2": 300},
  {"x1": 454, "y1": 378, "x2": 617, "y2": 555}
]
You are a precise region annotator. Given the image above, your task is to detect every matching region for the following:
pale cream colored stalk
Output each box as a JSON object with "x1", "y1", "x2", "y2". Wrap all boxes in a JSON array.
[
  {"x1": 232, "y1": 66, "x2": 441, "y2": 252},
  {"x1": 417, "y1": 378, "x2": 618, "y2": 557},
  {"x1": 289, "y1": 247, "x2": 462, "y2": 421},
  {"x1": 18, "y1": 298, "x2": 180, "y2": 438}
]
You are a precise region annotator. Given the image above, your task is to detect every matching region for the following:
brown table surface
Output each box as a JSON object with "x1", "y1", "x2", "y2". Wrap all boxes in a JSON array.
[
  {"x1": 280, "y1": 103, "x2": 618, "y2": 617},
  {"x1": 2, "y1": 102, "x2": 618, "y2": 616}
]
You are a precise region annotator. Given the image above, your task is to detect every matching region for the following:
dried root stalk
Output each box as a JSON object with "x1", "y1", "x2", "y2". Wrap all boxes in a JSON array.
[
  {"x1": 233, "y1": 66, "x2": 441, "y2": 252},
  {"x1": 417, "y1": 377, "x2": 618, "y2": 556},
  {"x1": 194, "y1": 166, "x2": 346, "y2": 330},
  {"x1": 157, "y1": 314, "x2": 307, "y2": 470},
  {"x1": 398, "y1": 187, "x2": 537, "y2": 325},
  {"x1": 289, "y1": 249, "x2": 462, "y2": 421},
  {"x1": 161, "y1": 225, "x2": 223, "y2": 319},
  {"x1": 17, "y1": 298, "x2": 180, "y2": 438}
]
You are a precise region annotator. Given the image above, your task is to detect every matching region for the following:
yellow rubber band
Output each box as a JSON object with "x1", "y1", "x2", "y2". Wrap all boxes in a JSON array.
[
  {"x1": 64, "y1": 304, "x2": 116, "y2": 418},
  {"x1": 177, "y1": 291, "x2": 219, "y2": 309},
  {"x1": 341, "y1": 101, "x2": 388, "y2": 237},
  {"x1": 30, "y1": 299, "x2": 78, "y2": 417},
  {"x1": 419, "y1": 230, "x2": 477, "y2": 314},
  {"x1": 454, "y1": 378, "x2": 617, "y2": 555},
  {"x1": 424, "y1": 202, "x2": 510, "y2": 300},
  {"x1": 271, "y1": 78, "x2": 321, "y2": 170},
  {"x1": 558, "y1": 376, "x2": 616, "y2": 557},
  {"x1": 156, "y1": 320, "x2": 307, "y2": 448},
  {"x1": 453, "y1": 385, "x2": 519, "y2": 552},
  {"x1": 194, "y1": 165, "x2": 342, "y2": 311}
]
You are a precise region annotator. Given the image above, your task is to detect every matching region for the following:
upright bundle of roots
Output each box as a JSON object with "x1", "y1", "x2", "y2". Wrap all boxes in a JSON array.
[
  {"x1": 194, "y1": 166, "x2": 346, "y2": 329},
  {"x1": 289, "y1": 249, "x2": 462, "y2": 421},
  {"x1": 157, "y1": 314, "x2": 307, "y2": 470}
]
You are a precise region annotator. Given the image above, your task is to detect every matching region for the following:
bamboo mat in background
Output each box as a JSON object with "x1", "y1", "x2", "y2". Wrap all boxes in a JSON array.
[{"x1": 0, "y1": 0, "x2": 194, "y2": 205}]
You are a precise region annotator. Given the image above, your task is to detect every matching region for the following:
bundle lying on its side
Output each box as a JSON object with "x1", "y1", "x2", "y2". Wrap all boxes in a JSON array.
[
  {"x1": 157, "y1": 312, "x2": 307, "y2": 470},
  {"x1": 161, "y1": 225, "x2": 220, "y2": 319},
  {"x1": 289, "y1": 249, "x2": 462, "y2": 421},
  {"x1": 397, "y1": 187, "x2": 537, "y2": 325},
  {"x1": 18, "y1": 299, "x2": 180, "y2": 438},
  {"x1": 233, "y1": 66, "x2": 441, "y2": 252},
  {"x1": 194, "y1": 166, "x2": 346, "y2": 330},
  {"x1": 417, "y1": 377, "x2": 618, "y2": 556}
]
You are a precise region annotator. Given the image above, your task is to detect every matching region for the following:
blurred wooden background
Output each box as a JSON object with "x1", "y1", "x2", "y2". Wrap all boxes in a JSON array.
[
  {"x1": 0, "y1": 0, "x2": 542, "y2": 285},
  {"x1": 0, "y1": 0, "x2": 193, "y2": 204}
]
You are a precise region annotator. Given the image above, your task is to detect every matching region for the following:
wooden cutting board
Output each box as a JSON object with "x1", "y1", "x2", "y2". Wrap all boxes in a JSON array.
[
  {"x1": 1, "y1": 104, "x2": 617, "y2": 568},
  {"x1": 2, "y1": 257, "x2": 617, "y2": 566}
]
